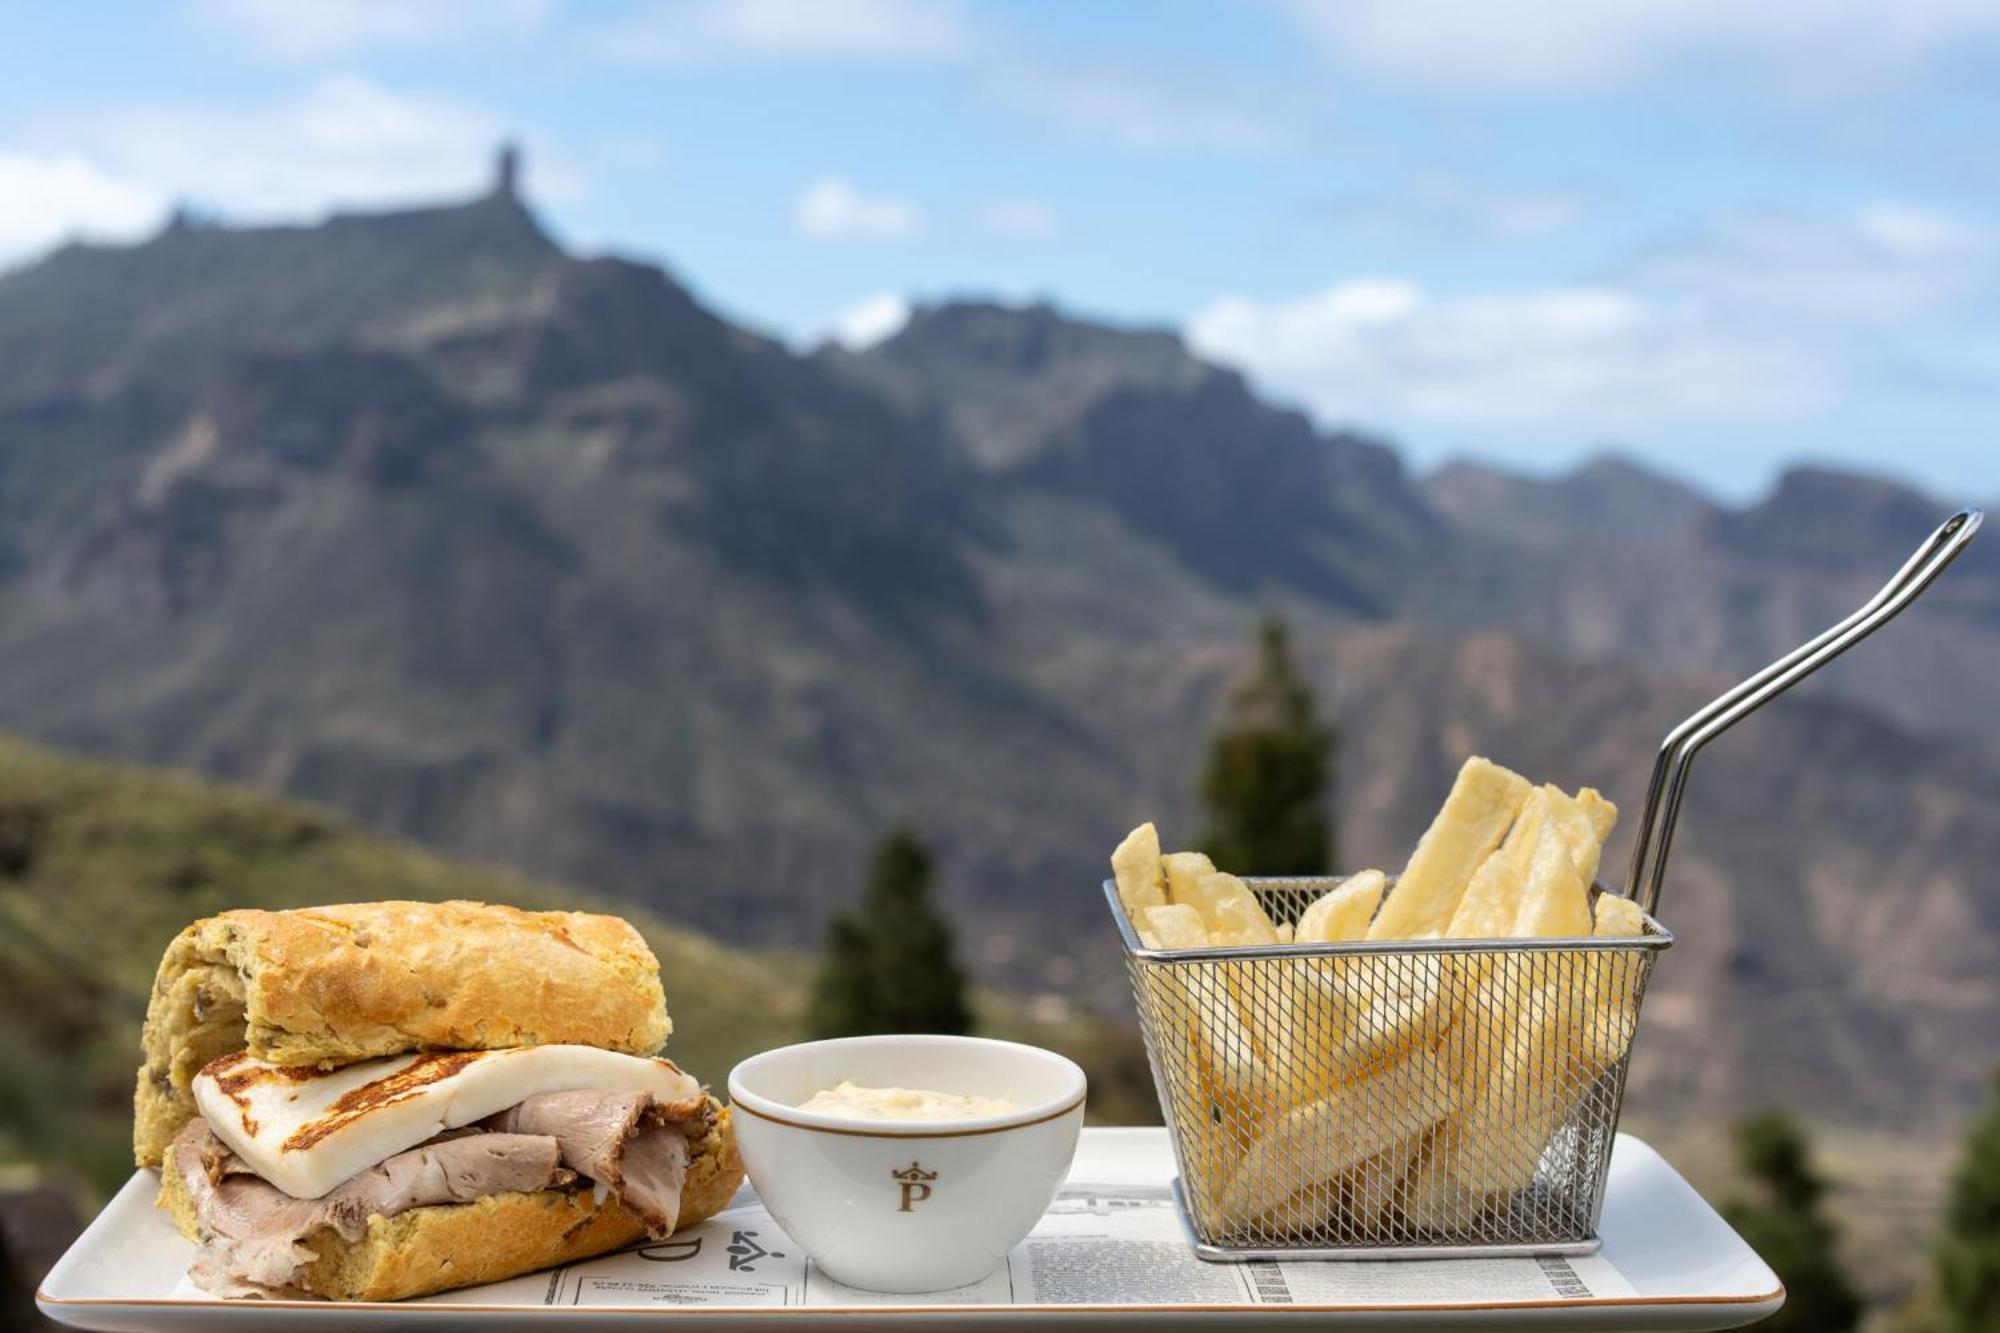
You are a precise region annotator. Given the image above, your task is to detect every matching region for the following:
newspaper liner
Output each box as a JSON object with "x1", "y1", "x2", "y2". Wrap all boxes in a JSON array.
[{"x1": 304, "y1": 1182, "x2": 1636, "y2": 1311}]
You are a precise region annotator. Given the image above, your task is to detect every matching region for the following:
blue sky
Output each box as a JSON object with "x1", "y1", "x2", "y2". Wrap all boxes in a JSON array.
[{"x1": 1, "y1": 1, "x2": 1996, "y2": 501}]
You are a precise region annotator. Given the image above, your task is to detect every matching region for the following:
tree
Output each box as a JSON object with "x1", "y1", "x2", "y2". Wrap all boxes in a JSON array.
[
  {"x1": 1931, "y1": 1072, "x2": 2000, "y2": 1333},
  {"x1": 1721, "y1": 1110, "x2": 1862, "y2": 1333},
  {"x1": 1199, "y1": 613, "x2": 1335, "y2": 877},
  {"x1": 810, "y1": 827, "x2": 972, "y2": 1038}
]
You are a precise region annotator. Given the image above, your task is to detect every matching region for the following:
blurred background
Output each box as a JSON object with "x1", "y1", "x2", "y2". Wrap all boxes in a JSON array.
[{"x1": 1, "y1": 3, "x2": 1996, "y2": 1329}]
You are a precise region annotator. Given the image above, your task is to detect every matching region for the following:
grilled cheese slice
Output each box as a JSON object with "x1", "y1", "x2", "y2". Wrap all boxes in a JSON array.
[{"x1": 193, "y1": 1045, "x2": 701, "y2": 1200}]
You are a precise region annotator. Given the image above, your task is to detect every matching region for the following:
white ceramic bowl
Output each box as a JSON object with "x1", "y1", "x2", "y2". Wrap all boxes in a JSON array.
[{"x1": 728, "y1": 1035, "x2": 1086, "y2": 1293}]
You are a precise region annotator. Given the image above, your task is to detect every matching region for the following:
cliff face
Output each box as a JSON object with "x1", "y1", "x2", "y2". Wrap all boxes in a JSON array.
[{"x1": 0, "y1": 190, "x2": 1992, "y2": 1130}]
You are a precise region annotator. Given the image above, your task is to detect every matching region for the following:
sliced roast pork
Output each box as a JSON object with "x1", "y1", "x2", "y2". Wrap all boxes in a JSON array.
[
  {"x1": 171, "y1": 1085, "x2": 713, "y2": 1296},
  {"x1": 172, "y1": 1120, "x2": 571, "y2": 1297},
  {"x1": 483, "y1": 1089, "x2": 710, "y2": 1235}
]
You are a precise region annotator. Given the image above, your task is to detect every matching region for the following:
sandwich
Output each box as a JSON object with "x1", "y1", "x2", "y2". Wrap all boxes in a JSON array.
[{"x1": 134, "y1": 900, "x2": 745, "y2": 1301}]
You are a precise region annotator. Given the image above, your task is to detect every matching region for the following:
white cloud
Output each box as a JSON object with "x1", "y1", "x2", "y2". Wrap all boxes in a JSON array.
[
  {"x1": 0, "y1": 152, "x2": 168, "y2": 264},
  {"x1": 67, "y1": 77, "x2": 584, "y2": 221},
  {"x1": 1637, "y1": 205, "x2": 1997, "y2": 324},
  {"x1": 793, "y1": 176, "x2": 921, "y2": 242},
  {"x1": 974, "y1": 197, "x2": 1058, "y2": 239},
  {"x1": 1192, "y1": 279, "x2": 1824, "y2": 430},
  {"x1": 585, "y1": 0, "x2": 973, "y2": 66},
  {"x1": 1855, "y1": 204, "x2": 1987, "y2": 256},
  {"x1": 828, "y1": 292, "x2": 912, "y2": 349},
  {"x1": 189, "y1": 0, "x2": 551, "y2": 60},
  {"x1": 1267, "y1": 0, "x2": 2000, "y2": 94},
  {"x1": 1187, "y1": 204, "x2": 1997, "y2": 437}
]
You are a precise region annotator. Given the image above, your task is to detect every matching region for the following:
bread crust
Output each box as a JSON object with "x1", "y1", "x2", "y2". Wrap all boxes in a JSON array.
[
  {"x1": 160, "y1": 1104, "x2": 744, "y2": 1302},
  {"x1": 136, "y1": 901, "x2": 671, "y2": 1165}
]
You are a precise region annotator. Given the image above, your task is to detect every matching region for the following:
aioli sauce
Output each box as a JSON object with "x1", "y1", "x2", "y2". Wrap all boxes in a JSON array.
[{"x1": 796, "y1": 1080, "x2": 1014, "y2": 1121}]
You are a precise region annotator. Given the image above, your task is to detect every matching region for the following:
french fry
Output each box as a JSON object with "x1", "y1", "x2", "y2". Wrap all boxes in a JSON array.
[
  {"x1": 1245, "y1": 954, "x2": 1446, "y2": 1112},
  {"x1": 1585, "y1": 891, "x2": 1647, "y2": 1068},
  {"x1": 1402, "y1": 1125, "x2": 1483, "y2": 1234},
  {"x1": 1509, "y1": 815, "x2": 1594, "y2": 939},
  {"x1": 1551, "y1": 787, "x2": 1617, "y2": 887},
  {"x1": 1184, "y1": 975, "x2": 1291, "y2": 1217},
  {"x1": 1447, "y1": 983, "x2": 1605, "y2": 1195},
  {"x1": 1275, "y1": 922, "x2": 1295, "y2": 944},
  {"x1": 1368, "y1": 757, "x2": 1532, "y2": 940},
  {"x1": 1231, "y1": 1134, "x2": 1421, "y2": 1240},
  {"x1": 1445, "y1": 788, "x2": 1550, "y2": 938},
  {"x1": 1296, "y1": 870, "x2": 1387, "y2": 943},
  {"x1": 1347, "y1": 1134, "x2": 1423, "y2": 1230},
  {"x1": 1110, "y1": 822, "x2": 1166, "y2": 916},
  {"x1": 1184, "y1": 870, "x2": 1280, "y2": 947},
  {"x1": 1593, "y1": 892, "x2": 1645, "y2": 938},
  {"x1": 1218, "y1": 1050, "x2": 1450, "y2": 1226},
  {"x1": 1163, "y1": 850, "x2": 1216, "y2": 904},
  {"x1": 1139, "y1": 902, "x2": 1210, "y2": 950},
  {"x1": 1421, "y1": 795, "x2": 1624, "y2": 1219}
]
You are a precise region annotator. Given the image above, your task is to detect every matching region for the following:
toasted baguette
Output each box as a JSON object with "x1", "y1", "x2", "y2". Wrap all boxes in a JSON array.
[
  {"x1": 136, "y1": 901, "x2": 671, "y2": 1166},
  {"x1": 159, "y1": 1105, "x2": 743, "y2": 1302}
]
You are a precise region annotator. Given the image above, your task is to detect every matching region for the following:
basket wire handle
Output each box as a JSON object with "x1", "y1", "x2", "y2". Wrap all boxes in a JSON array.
[{"x1": 1625, "y1": 506, "x2": 1983, "y2": 915}]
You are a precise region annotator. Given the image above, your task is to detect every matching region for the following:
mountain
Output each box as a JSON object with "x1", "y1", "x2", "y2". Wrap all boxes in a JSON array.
[
  {"x1": 1426, "y1": 452, "x2": 1714, "y2": 546},
  {"x1": 828, "y1": 300, "x2": 1438, "y2": 611},
  {"x1": 0, "y1": 188, "x2": 556, "y2": 401},
  {"x1": 1413, "y1": 456, "x2": 2000, "y2": 741},
  {"x1": 0, "y1": 165, "x2": 1992, "y2": 1137}
]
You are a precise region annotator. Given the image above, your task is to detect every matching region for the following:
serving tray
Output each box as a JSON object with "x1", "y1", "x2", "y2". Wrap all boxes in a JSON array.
[{"x1": 40, "y1": 1129, "x2": 1780, "y2": 1331}]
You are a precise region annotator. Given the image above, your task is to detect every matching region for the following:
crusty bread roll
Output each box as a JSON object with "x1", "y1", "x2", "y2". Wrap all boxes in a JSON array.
[
  {"x1": 136, "y1": 901, "x2": 671, "y2": 1166},
  {"x1": 159, "y1": 1104, "x2": 744, "y2": 1301}
]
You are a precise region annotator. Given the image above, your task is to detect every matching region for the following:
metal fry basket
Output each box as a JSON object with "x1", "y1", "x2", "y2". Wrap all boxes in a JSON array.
[
  {"x1": 1110, "y1": 878, "x2": 1669, "y2": 1259},
  {"x1": 1111, "y1": 506, "x2": 1981, "y2": 1262}
]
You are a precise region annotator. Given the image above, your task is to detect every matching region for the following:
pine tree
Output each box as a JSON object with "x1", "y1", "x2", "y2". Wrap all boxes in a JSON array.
[
  {"x1": 810, "y1": 827, "x2": 972, "y2": 1038},
  {"x1": 1199, "y1": 613, "x2": 1335, "y2": 876},
  {"x1": 1932, "y1": 1072, "x2": 2000, "y2": 1333},
  {"x1": 1721, "y1": 1110, "x2": 1862, "y2": 1333}
]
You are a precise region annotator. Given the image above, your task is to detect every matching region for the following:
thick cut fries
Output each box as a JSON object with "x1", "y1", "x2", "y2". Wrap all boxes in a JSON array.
[
  {"x1": 1446, "y1": 787, "x2": 1550, "y2": 938},
  {"x1": 1110, "y1": 821, "x2": 1166, "y2": 915},
  {"x1": 1139, "y1": 902, "x2": 1210, "y2": 950},
  {"x1": 1108, "y1": 759, "x2": 1648, "y2": 1243},
  {"x1": 1593, "y1": 892, "x2": 1645, "y2": 938},
  {"x1": 1184, "y1": 870, "x2": 1280, "y2": 947},
  {"x1": 1218, "y1": 1051, "x2": 1450, "y2": 1226},
  {"x1": 1368, "y1": 758, "x2": 1532, "y2": 940},
  {"x1": 1296, "y1": 870, "x2": 1387, "y2": 943},
  {"x1": 1509, "y1": 815, "x2": 1595, "y2": 938},
  {"x1": 1163, "y1": 850, "x2": 1216, "y2": 902}
]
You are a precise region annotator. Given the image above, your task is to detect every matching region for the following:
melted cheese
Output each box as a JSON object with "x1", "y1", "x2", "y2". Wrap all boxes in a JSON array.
[{"x1": 193, "y1": 1045, "x2": 700, "y2": 1199}]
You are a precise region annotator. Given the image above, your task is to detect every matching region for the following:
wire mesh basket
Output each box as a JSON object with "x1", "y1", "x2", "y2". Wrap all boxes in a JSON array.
[{"x1": 1108, "y1": 877, "x2": 1671, "y2": 1260}]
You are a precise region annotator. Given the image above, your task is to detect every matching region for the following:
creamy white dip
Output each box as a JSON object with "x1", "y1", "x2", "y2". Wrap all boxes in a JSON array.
[{"x1": 796, "y1": 1080, "x2": 1014, "y2": 1121}]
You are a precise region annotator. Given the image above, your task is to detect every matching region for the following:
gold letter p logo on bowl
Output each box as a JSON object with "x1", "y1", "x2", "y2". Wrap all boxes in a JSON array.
[{"x1": 891, "y1": 1162, "x2": 938, "y2": 1212}]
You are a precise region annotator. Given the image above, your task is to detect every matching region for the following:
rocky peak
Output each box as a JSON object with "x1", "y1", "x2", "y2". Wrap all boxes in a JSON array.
[
  {"x1": 1427, "y1": 452, "x2": 1714, "y2": 546},
  {"x1": 0, "y1": 182, "x2": 561, "y2": 402},
  {"x1": 1704, "y1": 465, "x2": 1962, "y2": 572},
  {"x1": 879, "y1": 300, "x2": 1201, "y2": 387}
]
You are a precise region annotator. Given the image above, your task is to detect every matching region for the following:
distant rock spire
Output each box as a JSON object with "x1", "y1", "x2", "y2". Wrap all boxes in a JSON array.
[{"x1": 494, "y1": 141, "x2": 521, "y2": 201}]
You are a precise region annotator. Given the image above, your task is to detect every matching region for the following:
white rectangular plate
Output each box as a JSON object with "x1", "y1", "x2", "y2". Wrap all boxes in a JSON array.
[{"x1": 40, "y1": 1130, "x2": 1780, "y2": 1330}]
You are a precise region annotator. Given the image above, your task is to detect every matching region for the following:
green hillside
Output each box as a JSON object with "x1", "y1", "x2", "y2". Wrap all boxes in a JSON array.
[{"x1": 0, "y1": 732, "x2": 1150, "y2": 1199}]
